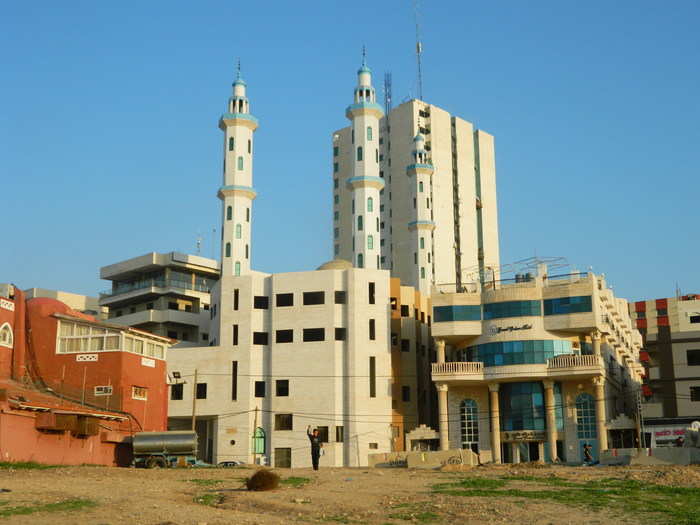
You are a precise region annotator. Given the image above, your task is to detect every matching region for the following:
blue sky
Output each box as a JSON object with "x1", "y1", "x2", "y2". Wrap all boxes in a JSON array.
[{"x1": 1, "y1": 1, "x2": 698, "y2": 301}]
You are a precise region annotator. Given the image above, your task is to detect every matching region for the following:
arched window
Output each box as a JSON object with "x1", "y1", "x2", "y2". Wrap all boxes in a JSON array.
[
  {"x1": 226, "y1": 206, "x2": 232, "y2": 220},
  {"x1": 237, "y1": 156, "x2": 244, "y2": 170},
  {"x1": 248, "y1": 139, "x2": 251, "y2": 153},
  {"x1": 419, "y1": 181, "x2": 424, "y2": 193},
  {"x1": 367, "y1": 126, "x2": 373, "y2": 140},
  {"x1": 245, "y1": 244, "x2": 249, "y2": 259},
  {"x1": 235, "y1": 224, "x2": 242, "y2": 239},
  {"x1": 420, "y1": 237, "x2": 425, "y2": 249},
  {"x1": 253, "y1": 427, "x2": 266, "y2": 454},
  {"x1": 228, "y1": 137, "x2": 234, "y2": 151},
  {"x1": 460, "y1": 399, "x2": 479, "y2": 452},
  {"x1": 352, "y1": 129, "x2": 355, "y2": 144},
  {"x1": 367, "y1": 197, "x2": 373, "y2": 212},
  {"x1": 575, "y1": 393, "x2": 597, "y2": 438},
  {"x1": 375, "y1": 149, "x2": 379, "y2": 162},
  {"x1": 357, "y1": 146, "x2": 363, "y2": 161},
  {"x1": 376, "y1": 217, "x2": 379, "y2": 232},
  {"x1": 420, "y1": 267, "x2": 425, "y2": 279},
  {"x1": 357, "y1": 253, "x2": 364, "y2": 268},
  {"x1": 225, "y1": 242, "x2": 231, "y2": 258},
  {"x1": 246, "y1": 208, "x2": 250, "y2": 222},
  {"x1": 357, "y1": 215, "x2": 363, "y2": 231},
  {"x1": 234, "y1": 261, "x2": 241, "y2": 276},
  {"x1": 367, "y1": 235, "x2": 373, "y2": 250},
  {"x1": 0, "y1": 323, "x2": 13, "y2": 349}
]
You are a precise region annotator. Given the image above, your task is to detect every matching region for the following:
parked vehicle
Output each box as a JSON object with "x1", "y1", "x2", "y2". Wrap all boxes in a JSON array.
[{"x1": 132, "y1": 430, "x2": 198, "y2": 468}]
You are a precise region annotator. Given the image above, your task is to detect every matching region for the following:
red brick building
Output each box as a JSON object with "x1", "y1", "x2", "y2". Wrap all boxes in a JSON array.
[{"x1": 0, "y1": 283, "x2": 171, "y2": 466}]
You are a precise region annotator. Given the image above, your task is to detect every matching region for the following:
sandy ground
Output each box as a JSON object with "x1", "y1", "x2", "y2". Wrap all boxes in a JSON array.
[{"x1": 0, "y1": 463, "x2": 699, "y2": 524}]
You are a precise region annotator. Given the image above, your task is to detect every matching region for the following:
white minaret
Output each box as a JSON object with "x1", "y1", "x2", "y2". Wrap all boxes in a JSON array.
[
  {"x1": 345, "y1": 51, "x2": 384, "y2": 269},
  {"x1": 406, "y1": 132, "x2": 435, "y2": 294},
  {"x1": 218, "y1": 63, "x2": 258, "y2": 277}
]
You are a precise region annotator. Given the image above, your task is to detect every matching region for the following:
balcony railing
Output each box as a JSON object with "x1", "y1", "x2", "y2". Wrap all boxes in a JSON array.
[
  {"x1": 101, "y1": 278, "x2": 212, "y2": 299},
  {"x1": 547, "y1": 354, "x2": 602, "y2": 369},
  {"x1": 432, "y1": 361, "x2": 483, "y2": 375}
]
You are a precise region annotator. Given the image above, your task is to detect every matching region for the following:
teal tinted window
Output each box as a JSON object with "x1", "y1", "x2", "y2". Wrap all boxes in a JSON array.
[
  {"x1": 575, "y1": 393, "x2": 597, "y2": 438},
  {"x1": 500, "y1": 382, "x2": 546, "y2": 432},
  {"x1": 434, "y1": 305, "x2": 481, "y2": 322},
  {"x1": 483, "y1": 300, "x2": 541, "y2": 320},
  {"x1": 461, "y1": 339, "x2": 572, "y2": 366},
  {"x1": 544, "y1": 296, "x2": 592, "y2": 315}
]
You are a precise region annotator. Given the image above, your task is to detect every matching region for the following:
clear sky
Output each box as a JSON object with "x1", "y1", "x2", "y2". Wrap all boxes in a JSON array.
[{"x1": 2, "y1": 1, "x2": 698, "y2": 302}]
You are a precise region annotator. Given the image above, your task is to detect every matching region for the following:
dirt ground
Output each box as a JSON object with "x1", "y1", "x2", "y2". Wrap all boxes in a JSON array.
[{"x1": 1, "y1": 463, "x2": 699, "y2": 525}]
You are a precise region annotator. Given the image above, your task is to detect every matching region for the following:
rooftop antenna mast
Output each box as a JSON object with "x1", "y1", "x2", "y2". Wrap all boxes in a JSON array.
[
  {"x1": 414, "y1": 0, "x2": 424, "y2": 101},
  {"x1": 383, "y1": 72, "x2": 393, "y2": 116},
  {"x1": 196, "y1": 231, "x2": 202, "y2": 255}
]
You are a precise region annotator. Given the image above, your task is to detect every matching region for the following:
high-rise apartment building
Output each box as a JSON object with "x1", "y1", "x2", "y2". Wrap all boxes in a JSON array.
[{"x1": 332, "y1": 60, "x2": 500, "y2": 295}]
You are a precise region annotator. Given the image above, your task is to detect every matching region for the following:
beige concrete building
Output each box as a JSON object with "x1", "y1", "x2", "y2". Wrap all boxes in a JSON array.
[
  {"x1": 24, "y1": 288, "x2": 107, "y2": 319},
  {"x1": 430, "y1": 264, "x2": 644, "y2": 463},
  {"x1": 630, "y1": 294, "x2": 700, "y2": 446},
  {"x1": 332, "y1": 61, "x2": 500, "y2": 295},
  {"x1": 99, "y1": 252, "x2": 219, "y2": 347}
]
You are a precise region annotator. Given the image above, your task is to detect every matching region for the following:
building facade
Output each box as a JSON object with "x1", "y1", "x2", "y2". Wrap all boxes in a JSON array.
[
  {"x1": 631, "y1": 294, "x2": 700, "y2": 446},
  {"x1": 332, "y1": 60, "x2": 500, "y2": 294},
  {"x1": 0, "y1": 284, "x2": 170, "y2": 466},
  {"x1": 430, "y1": 266, "x2": 644, "y2": 464},
  {"x1": 99, "y1": 251, "x2": 219, "y2": 347},
  {"x1": 25, "y1": 288, "x2": 107, "y2": 319},
  {"x1": 166, "y1": 70, "x2": 434, "y2": 467}
]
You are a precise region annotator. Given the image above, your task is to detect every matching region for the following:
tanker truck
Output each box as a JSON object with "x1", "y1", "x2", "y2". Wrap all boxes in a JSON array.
[{"x1": 132, "y1": 430, "x2": 198, "y2": 468}]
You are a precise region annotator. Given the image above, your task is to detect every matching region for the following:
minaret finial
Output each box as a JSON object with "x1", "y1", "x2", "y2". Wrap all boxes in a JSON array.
[
  {"x1": 236, "y1": 58, "x2": 241, "y2": 80},
  {"x1": 362, "y1": 45, "x2": 366, "y2": 67}
]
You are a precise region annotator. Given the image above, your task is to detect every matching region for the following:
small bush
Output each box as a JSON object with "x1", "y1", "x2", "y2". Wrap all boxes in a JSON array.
[{"x1": 246, "y1": 469, "x2": 280, "y2": 491}]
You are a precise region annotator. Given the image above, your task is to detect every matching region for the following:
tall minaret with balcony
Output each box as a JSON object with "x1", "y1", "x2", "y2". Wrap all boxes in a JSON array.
[
  {"x1": 345, "y1": 52, "x2": 384, "y2": 269},
  {"x1": 218, "y1": 64, "x2": 259, "y2": 277},
  {"x1": 406, "y1": 132, "x2": 435, "y2": 294}
]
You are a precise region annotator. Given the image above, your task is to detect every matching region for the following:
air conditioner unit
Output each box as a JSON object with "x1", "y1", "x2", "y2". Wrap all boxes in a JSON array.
[{"x1": 94, "y1": 385, "x2": 113, "y2": 396}]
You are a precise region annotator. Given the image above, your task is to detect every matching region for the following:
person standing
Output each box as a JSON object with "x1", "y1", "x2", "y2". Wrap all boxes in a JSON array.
[
  {"x1": 307, "y1": 426, "x2": 322, "y2": 470},
  {"x1": 583, "y1": 443, "x2": 593, "y2": 464}
]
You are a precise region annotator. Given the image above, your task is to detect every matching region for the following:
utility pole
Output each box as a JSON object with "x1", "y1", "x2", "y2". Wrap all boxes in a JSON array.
[
  {"x1": 191, "y1": 369, "x2": 198, "y2": 431},
  {"x1": 253, "y1": 406, "x2": 259, "y2": 465}
]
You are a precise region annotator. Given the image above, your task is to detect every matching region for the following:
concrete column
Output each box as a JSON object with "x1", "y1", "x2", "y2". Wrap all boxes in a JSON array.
[
  {"x1": 543, "y1": 380, "x2": 558, "y2": 462},
  {"x1": 437, "y1": 383, "x2": 449, "y2": 451},
  {"x1": 511, "y1": 442, "x2": 520, "y2": 464},
  {"x1": 593, "y1": 376, "x2": 608, "y2": 451},
  {"x1": 436, "y1": 339, "x2": 446, "y2": 364},
  {"x1": 537, "y1": 442, "x2": 545, "y2": 463},
  {"x1": 488, "y1": 383, "x2": 501, "y2": 464},
  {"x1": 592, "y1": 330, "x2": 601, "y2": 356}
]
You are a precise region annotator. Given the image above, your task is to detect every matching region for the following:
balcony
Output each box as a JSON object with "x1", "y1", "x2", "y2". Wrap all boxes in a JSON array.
[
  {"x1": 108, "y1": 309, "x2": 206, "y2": 328},
  {"x1": 431, "y1": 354, "x2": 603, "y2": 384},
  {"x1": 100, "y1": 278, "x2": 212, "y2": 305}
]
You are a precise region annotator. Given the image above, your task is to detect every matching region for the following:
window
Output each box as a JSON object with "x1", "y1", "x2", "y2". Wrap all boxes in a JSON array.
[
  {"x1": 657, "y1": 308, "x2": 668, "y2": 316},
  {"x1": 402, "y1": 386, "x2": 410, "y2": 402},
  {"x1": 246, "y1": 208, "x2": 250, "y2": 222},
  {"x1": 357, "y1": 215, "x2": 363, "y2": 231},
  {"x1": 168, "y1": 301, "x2": 178, "y2": 310},
  {"x1": 334, "y1": 194, "x2": 339, "y2": 205},
  {"x1": 335, "y1": 291, "x2": 346, "y2": 304},
  {"x1": 303, "y1": 291, "x2": 325, "y2": 305},
  {"x1": 253, "y1": 296, "x2": 269, "y2": 309},
  {"x1": 369, "y1": 356, "x2": 376, "y2": 398},
  {"x1": 334, "y1": 227, "x2": 339, "y2": 239},
  {"x1": 333, "y1": 146, "x2": 339, "y2": 156},
  {"x1": 401, "y1": 305, "x2": 409, "y2": 317},
  {"x1": 420, "y1": 237, "x2": 425, "y2": 249},
  {"x1": 419, "y1": 181, "x2": 423, "y2": 192},
  {"x1": 231, "y1": 361, "x2": 238, "y2": 400},
  {"x1": 336, "y1": 426, "x2": 344, "y2": 442},
  {"x1": 421, "y1": 267, "x2": 425, "y2": 279},
  {"x1": 334, "y1": 210, "x2": 339, "y2": 221},
  {"x1": 196, "y1": 383, "x2": 207, "y2": 399},
  {"x1": 691, "y1": 315, "x2": 700, "y2": 324},
  {"x1": 334, "y1": 244, "x2": 339, "y2": 256},
  {"x1": 253, "y1": 332, "x2": 269, "y2": 345},
  {"x1": 576, "y1": 393, "x2": 597, "y2": 438},
  {"x1": 368, "y1": 235, "x2": 373, "y2": 250},
  {"x1": 235, "y1": 224, "x2": 242, "y2": 238},
  {"x1": 376, "y1": 217, "x2": 379, "y2": 232},
  {"x1": 368, "y1": 282, "x2": 375, "y2": 304},
  {"x1": 276, "y1": 293, "x2": 293, "y2": 307},
  {"x1": 369, "y1": 319, "x2": 376, "y2": 340},
  {"x1": 226, "y1": 206, "x2": 232, "y2": 220},
  {"x1": 237, "y1": 156, "x2": 243, "y2": 170},
  {"x1": 233, "y1": 289, "x2": 239, "y2": 310},
  {"x1": 276, "y1": 379, "x2": 289, "y2": 397},
  {"x1": 459, "y1": 339, "x2": 573, "y2": 367},
  {"x1": 357, "y1": 146, "x2": 363, "y2": 161},
  {"x1": 170, "y1": 383, "x2": 183, "y2": 400},
  {"x1": 317, "y1": 426, "x2": 329, "y2": 443},
  {"x1": 255, "y1": 381, "x2": 265, "y2": 398},
  {"x1": 691, "y1": 387, "x2": 700, "y2": 402},
  {"x1": 132, "y1": 386, "x2": 148, "y2": 400},
  {"x1": 228, "y1": 137, "x2": 234, "y2": 151},
  {"x1": 484, "y1": 300, "x2": 542, "y2": 319},
  {"x1": 274, "y1": 448, "x2": 291, "y2": 468},
  {"x1": 334, "y1": 162, "x2": 338, "y2": 173},
  {"x1": 225, "y1": 242, "x2": 231, "y2": 257},
  {"x1": 303, "y1": 328, "x2": 325, "y2": 342},
  {"x1": 543, "y1": 296, "x2": 592, "y2": 316},
  {"x1": 401, "y1": 339, "x2": 410, "y2": 352},
  {"x1": 275, "y1": 413, "x2": 293, "y2": 430},
  {"x1": 460, "y1": 399, "x2": 479, "y2": 452},
  {"x1": 234, "y1": 262, "x2": 241, "y2": 276},
  {"x1": 367, "y1": 126, "x2": 373, "y2": 140},
  {"x1": 276, "y1": 329, "x2": 293, "y2": 343},
  {"x1": 367, "y1": 197, "x2": 373, "y2": 212},
  {"x1": 688, "y1": 350, "x2": 700, "y2": 366},
  {"x1": 167, "y1": 330, "x2": 178, "y2": 339},
  {"x1": 358, "y1": 253, "x2": 364, "y2": 268},
  {"x1": 335, "y1": 327, "x2": 347, "y2": 341},
  {"x1": 248, "y1": 139, "x2": 251, "y2": 153}
]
